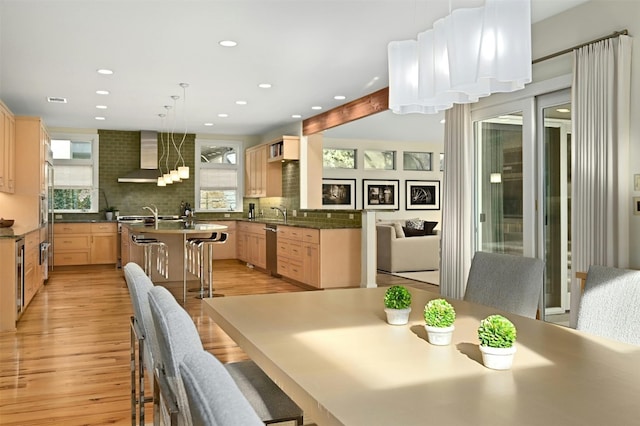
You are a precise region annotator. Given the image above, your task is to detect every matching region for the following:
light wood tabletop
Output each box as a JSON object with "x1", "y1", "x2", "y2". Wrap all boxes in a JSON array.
[{"x1": 203, "y1": 287, "x2": 640, "y2": 426}]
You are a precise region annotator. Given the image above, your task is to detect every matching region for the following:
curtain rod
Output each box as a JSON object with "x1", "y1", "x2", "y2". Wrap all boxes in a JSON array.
[{"x1": 532, "y1": 29, "x2": 629, "y2": 64}]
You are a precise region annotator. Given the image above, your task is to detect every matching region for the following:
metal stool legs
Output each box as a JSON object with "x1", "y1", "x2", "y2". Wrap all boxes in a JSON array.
[
  {"x1": 131, "y1": 235, "x2": 169, "y2": 280},
  {"x1": 185, "y1": 233, "x2": 227, "y2": 298}
]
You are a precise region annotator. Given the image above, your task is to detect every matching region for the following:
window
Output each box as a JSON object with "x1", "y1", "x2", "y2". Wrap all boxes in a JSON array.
[
  {"x1": 195, "y1": 139, "x2": 242, "y2": 211},
  {"x1": 51, "y1": 133, "x2": 99, "y2": 212},
  {"x1": 323, "y1": 148, "x2": 356, "y2": 169},
  {"x1": 403, "y1": 151, "x2": 432, "y2": 171},
  {"x1": 364, "y1": 150, "x2": 395, "y2": 170}
]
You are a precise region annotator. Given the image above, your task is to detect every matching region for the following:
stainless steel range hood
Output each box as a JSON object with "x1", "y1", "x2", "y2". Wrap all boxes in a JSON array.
[{"x1": 117, "y1": 130, "x2": 161, "y2": 183}]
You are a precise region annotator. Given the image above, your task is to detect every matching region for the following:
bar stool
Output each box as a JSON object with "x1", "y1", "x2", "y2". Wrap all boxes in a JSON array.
[
  {"x1": 185, "y1": 232, "x2": 228, "y2": 298},
  {"x1": 131, "y1": 234, "x2": 169, "y2": 279}
]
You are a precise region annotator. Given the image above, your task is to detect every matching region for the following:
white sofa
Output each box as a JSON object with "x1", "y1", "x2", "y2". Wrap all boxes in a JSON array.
[{"x1": 376, "y1": 220, "x2": 440, "y2": 273}]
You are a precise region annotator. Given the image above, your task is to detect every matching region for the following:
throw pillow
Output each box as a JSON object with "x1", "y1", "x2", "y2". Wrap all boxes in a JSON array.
[
  {"x1": 393, "y1": 222, "x2": 405, "y2": 238},
  {"x1": 424, "y1": 221, "x2": 438, "y2": 235},
  {"x1": 403, "y1": 226, "x2": 428, "y2": 237},
  {"x1": 405, "y1": 218, "x2": 424, "y2": 230}
]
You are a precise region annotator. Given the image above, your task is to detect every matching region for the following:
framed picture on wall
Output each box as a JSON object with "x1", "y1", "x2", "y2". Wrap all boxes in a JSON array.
[
  {"x1": 363, "y1": 179, "x2": 399, "y2": 210},
  {"x1": 406, "y1": 180, "x2": 440, "y2": 210},
  {"x1": 322, "y1": 179, "x2": 356, "y2": 209}
]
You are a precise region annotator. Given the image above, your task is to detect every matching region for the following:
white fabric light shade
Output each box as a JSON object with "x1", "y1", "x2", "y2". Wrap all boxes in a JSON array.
[
  {"x1": 178, "y1": 166, "x2": 189, "y2": 180},
  {"x1": 157, "y1": 176, "x2": 166, "y2": 187},
  {"x1": 389, "y1": 0, "x2": 531, "y2": 115}
]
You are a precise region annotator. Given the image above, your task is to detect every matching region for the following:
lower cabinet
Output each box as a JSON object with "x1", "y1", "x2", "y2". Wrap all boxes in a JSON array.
[
  {"x1": 54, "y1": 222, "x2": 117, "y2": 266},
  {"x1": 237, "y1": 222, "x2": 266, "y2": 269},
  {"x1": 277, "y1": 225, "x2": 360, "y2": 289},
  {"x1": 24, "y1": 230, "x2": 41, "y2": 306},
  {"x1": 90, "y1": 223, "x2": 118, "y2": 264}
]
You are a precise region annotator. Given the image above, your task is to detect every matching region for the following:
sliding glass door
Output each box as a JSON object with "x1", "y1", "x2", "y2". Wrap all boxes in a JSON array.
[
  {"x1": 473, "y1": 100, "x2": 535, "y2": 258},
  {"x1": 538, "y1": 90, "x2": 572, "y2": 317},
  {"x1": 472, "y1": 90, "x2": 572, "y2": 324}
]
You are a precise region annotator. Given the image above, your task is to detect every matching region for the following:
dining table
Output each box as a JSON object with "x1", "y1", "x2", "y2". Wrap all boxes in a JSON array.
[
  {"x1": 203, "y1": 286, "x2": 640, "y2": 426},
  {"x1": 128, "y1": 221, "x2": 228, "y2": 303}
]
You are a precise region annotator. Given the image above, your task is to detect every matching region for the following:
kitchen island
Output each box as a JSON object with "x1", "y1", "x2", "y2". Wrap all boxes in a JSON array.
[{"x1": 122, "y1": 221, "x2": 229, "y2": 303}]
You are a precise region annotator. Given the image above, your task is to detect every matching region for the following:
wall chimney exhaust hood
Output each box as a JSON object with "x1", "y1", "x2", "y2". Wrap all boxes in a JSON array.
[{"x1": 117, "y1": 130, "x2": 161, "y2": 183}]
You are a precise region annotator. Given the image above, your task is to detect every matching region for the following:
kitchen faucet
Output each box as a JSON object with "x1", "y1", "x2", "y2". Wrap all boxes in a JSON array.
[
  {"x1": 271, "y1": 205, "x2": 287, "y2": 223},
  {"x1": 142, "y1": 205, "x2": 158, "y2": 222}
]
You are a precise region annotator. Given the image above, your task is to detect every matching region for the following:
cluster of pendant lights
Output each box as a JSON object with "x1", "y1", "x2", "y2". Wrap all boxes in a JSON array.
[
  {"x1": 388, "y1": 0, "x2": 532, "y2": 114},
  {"x1": 157, "y1": 83, "x2": 190, "y2": 187}
]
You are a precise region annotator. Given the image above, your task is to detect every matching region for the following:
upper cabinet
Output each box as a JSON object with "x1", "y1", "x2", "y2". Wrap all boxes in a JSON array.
[
  {"x1": 0, "y1": 101, "x2": 16, "y2": 194},
  {"x1": 267, "y1": 135, "x2": 299, "y2": 163},
  {"x1": 15, "y1": 116, "x2": 49, "y2": 197},
  {"x1": 245, "y1": 136, "x2": 299, "y2": 198}
]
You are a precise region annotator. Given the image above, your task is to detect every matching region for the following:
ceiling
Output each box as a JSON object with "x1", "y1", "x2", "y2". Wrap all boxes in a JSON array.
[{"x1": 0, "y1": 0, "x2": 587, "y2": 138}]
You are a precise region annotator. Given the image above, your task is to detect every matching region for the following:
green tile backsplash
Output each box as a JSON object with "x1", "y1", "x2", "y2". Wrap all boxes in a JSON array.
[{"x1": 62, "y1": 130, "x2": 360, "y2": 227}]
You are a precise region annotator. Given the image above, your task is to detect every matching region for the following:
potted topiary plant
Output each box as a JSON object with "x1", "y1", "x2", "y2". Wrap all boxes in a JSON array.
[
  {"x1": 383, "y1": 285, "x2": 412, "y2": 325},
  {"x1": 423, "y1": 298, "x2": 456, "y2": 345},
  {"x1": 477, "y1": 314, "x2": 517, "y2": 370}
]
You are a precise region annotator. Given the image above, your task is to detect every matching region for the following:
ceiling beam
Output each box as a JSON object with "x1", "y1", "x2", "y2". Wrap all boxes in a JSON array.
[{"x1": 302, "y1": 87, "x2": 389, "y2": 135}]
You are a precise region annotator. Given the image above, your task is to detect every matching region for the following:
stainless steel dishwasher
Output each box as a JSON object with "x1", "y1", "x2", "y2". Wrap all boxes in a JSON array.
[{"x1": 264, "y1": 224, "x2": 278, "y2": 276}]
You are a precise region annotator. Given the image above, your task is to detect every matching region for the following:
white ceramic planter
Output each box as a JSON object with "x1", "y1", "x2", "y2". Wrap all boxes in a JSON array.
[
  {"x1": 384, "y1": 307, "x2": 411, "y2": 325},
  {"x1": 424, "y1": 325, "x2": 455, "y2": 345},
  {"x1": 479, "y1": 345, "x2": 517, "y2": 370},
  {"x1": 105, "y1": 212, "x2": 114, "y2": 221}
]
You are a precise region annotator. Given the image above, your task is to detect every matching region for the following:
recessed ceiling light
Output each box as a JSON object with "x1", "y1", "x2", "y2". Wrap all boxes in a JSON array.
[
  {"x1": 311, "y1": 106, "x2": 322, "y2": 110},
  {"x1": 47, "y1": 96, "x2": 67, "y2": 103},
  {"x1": 334, "y1": 95, "x2": 346, "y2": 100},
  {"x1": 556, "y1": 108, "x2": 570, "y2": 113},
  {"x1": 96, "y1": 90, "x2": 110, "y2": 95},
  {"x1": 218, "y1": 113, "x2": 229, "y2": 118},
  {"x1": 96, "y1": 105, "x2": 107, "y2": 109},
  {"x1": 204, "y1": 123, "x2": 214, "y2": 126},
  {"x1": 440, "y1": 119, "x2": 446, "y2": 124},
  {"x1": 235, "y1": 100, "x2": 247, "y2": 105},
  {"x1": 219, "y1": 40, "x2": 238, "y2": 47},
  {"x1": 291, "y1": 114, "x2": 302, "y2": 119},
  {"x1": 258, "y1": 83, "x2": 272, "y2": 89},
  {"x1": 97, "y1": 68, "x2": 114, "y2": 75},
  {"x1": 95, "y1": 116, "x2": 106, "y2": 120}
]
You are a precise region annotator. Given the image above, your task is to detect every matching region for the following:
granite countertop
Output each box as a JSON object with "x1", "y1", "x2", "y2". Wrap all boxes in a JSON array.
[
  {"x1": 0, "y1": 223, "x2": 46, "y2": 239},
  {"x1": 235, "y1": 218, "x2": 360, "y2": 229},
  {"x1": 54, "y1": 217, "x2": 359, "y2": 230}
]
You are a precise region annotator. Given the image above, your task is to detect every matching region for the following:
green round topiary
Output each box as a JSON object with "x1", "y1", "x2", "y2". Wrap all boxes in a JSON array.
[
  {"x1": 384, "y1": 285, "x2": 412, "y2": 310},
  {"x1": 423, "y1": 298, "x2": 456, "y2": 328},
  {"x1": 478, "y1": 314, "x2": 517, "y2": 348}
]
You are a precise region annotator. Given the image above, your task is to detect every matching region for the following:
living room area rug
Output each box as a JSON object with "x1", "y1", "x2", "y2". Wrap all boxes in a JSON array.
[{"x1": 391, "y1": 270, "x2": 440, "y2": 286}]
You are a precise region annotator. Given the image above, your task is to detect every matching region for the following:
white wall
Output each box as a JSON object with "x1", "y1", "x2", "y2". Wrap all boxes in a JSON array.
[
  {"x1": 531, "y1": 0, "x2": 640, "y2": 268},
  {"x1": 323, "y1": 137, "x2": 444, "y2": 225}
]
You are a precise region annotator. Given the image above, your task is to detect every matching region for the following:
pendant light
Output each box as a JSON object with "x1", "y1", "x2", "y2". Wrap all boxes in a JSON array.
[
  {"x1": 388, "y1": 0, "x2": 531, "y2": 114},
  {"x1": 169, "y1": 95, "x2": 181, "y2": 182},
  {"x1": 157, "y1": 113, "x2": 167, "y2": 186},
  {"x1": 177, "y1": 83, "x2": 190, "y2": 180}
]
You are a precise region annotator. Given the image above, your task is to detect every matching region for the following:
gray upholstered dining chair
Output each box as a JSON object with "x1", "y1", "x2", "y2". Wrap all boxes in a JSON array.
[
  {"x1": 576, "y1": 265, "x2": 640, "y2": 345},
  {"x1": 124, "y1": 262, "x2": 161, "y2": 426},
  {"x1": 180, "y1": 350, "x2": 263, "y2": 426},
  {"x1": 148, "y1": 286, "x2": 304, "y2": 426},
  {"x1": 464, "y1": 251, "x2": 544, "y2": 319}
]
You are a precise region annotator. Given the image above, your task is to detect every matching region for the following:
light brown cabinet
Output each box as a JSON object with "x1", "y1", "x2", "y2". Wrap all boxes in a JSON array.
[
  {"x1": 0, "y1": 101, "x2": 16, "y2": 194},
  {"x1": 277, "y1": 225, "x2": 361, "y2": 289},
  {"x1": 54, "y1": 222, "x2": 118, "y2": 266},
  {"x1": 90, "y1": 223, "x2": 118, "y2": 264},
  {"x1": 244, "y1": 143, "x2": 282, "y2": 197},
  {"x1": 267, "y1": 135, "x2": 299, "y2": 162},
  {"x1": 24, "y1": 230, "x2": 42, "y2": 306},
  {"x1": 237, "y1": 222, "x2": 266, "y2": 269}
]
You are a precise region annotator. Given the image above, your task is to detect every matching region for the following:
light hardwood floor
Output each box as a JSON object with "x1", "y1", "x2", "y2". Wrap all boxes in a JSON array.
[{"x1": 0, "y1": 260, "x2": 437, "y2": 425}]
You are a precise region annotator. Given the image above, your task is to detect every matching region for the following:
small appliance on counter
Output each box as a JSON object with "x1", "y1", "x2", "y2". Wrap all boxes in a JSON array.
[{"x1": 248, "y1": 203, "x2": 256, "y2": 219}]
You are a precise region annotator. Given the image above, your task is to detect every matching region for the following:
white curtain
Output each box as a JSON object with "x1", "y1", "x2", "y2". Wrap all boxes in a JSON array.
[
  {"x1": 440, "y1": 104, "x2": 474, "y2": 299},
  {"x1": 570, "y1": 35, "x2": 632, "y2": 326}
]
